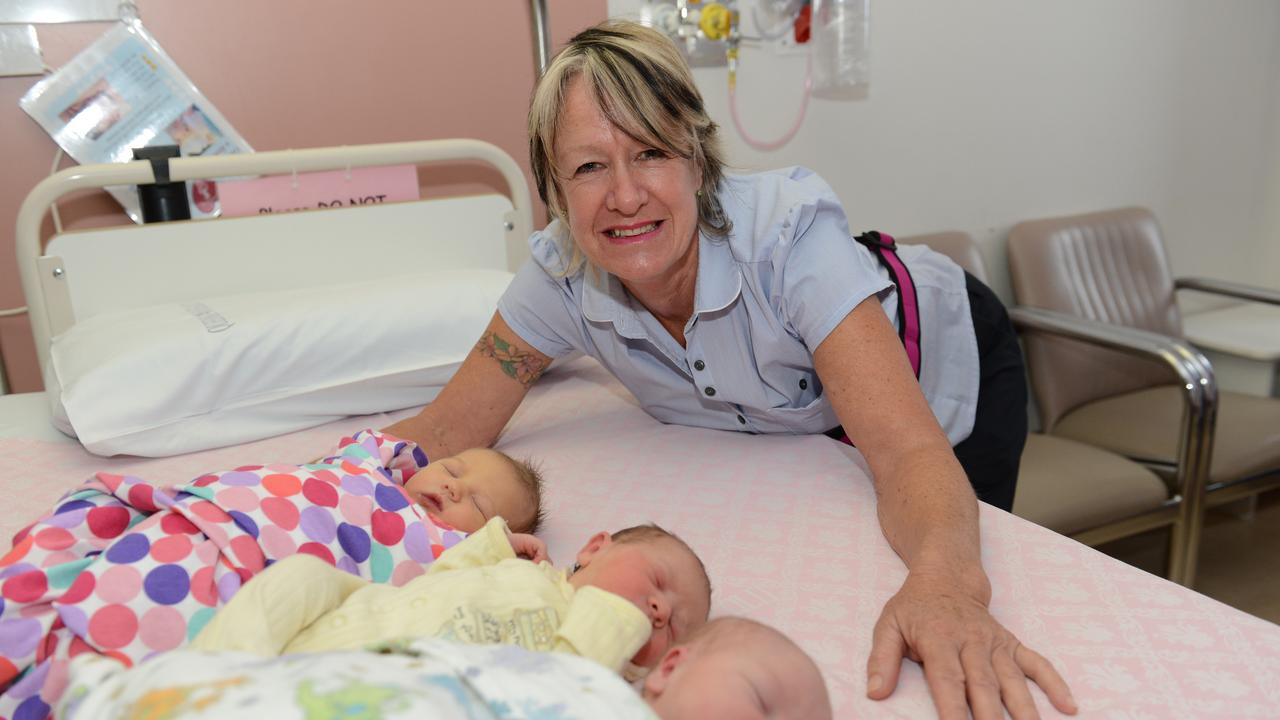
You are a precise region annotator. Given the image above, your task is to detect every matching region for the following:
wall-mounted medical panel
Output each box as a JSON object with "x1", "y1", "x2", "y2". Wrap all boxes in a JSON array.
[
  {"x1": 0, "y1": 25, "x2": 43, "y2": 77},
  {"x1": 0, "y1": 0, "x2": 119, "y2": 24}
]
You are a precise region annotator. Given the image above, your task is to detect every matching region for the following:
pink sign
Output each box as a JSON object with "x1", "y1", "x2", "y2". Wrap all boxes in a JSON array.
[{"x1": 216, "y1": 164, "x2": 421, "y2": 217}]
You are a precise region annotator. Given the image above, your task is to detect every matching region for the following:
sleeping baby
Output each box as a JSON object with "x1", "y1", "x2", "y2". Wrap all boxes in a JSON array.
[
  {"x1": 189, "y1": 518, "x2": 713, "y2": 674},
  {"x1": 0, "y1": 429, "x2": 543, "y2": 720}
]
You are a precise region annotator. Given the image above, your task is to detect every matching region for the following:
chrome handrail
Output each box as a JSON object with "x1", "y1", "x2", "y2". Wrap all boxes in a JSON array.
[
  {"x1": 1175, "y1": 277, "x2": 1280, "y2": 307},
  {"x1": 1009, "y1": 306, "x2": 1217, "y2": 586}
]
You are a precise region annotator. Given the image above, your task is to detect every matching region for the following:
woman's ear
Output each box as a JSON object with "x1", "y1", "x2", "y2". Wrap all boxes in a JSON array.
[
  {"x1": 574, "y1": 531, "x2": 612, "y2": 569},
  {"x1": 642, "y1": 646, "x2": 688, "y2": 699}
]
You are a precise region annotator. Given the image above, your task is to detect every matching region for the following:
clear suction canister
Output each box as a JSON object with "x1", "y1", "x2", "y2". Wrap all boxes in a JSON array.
[{"x1": 810, "y1": 0, "x2": 870, "y2": 99}]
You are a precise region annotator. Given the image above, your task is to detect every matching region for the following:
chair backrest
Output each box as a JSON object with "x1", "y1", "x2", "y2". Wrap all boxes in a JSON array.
[
  {"x1": 901, "y1": 231, "x2": 989, "y2": 283},
  {"x1": 1007, "y1": 207, "x2": 1183, "y2": 430}
]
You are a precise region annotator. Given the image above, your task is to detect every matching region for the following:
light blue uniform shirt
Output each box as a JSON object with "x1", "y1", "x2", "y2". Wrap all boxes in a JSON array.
[{"x1": 497, "y1": 167, "x2": 979, "y2": 444}]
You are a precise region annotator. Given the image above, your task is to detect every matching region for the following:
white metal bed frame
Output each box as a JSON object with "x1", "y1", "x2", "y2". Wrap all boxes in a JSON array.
[{"x1": 15, "y1": 139, "x2": 535, "y2": 391}]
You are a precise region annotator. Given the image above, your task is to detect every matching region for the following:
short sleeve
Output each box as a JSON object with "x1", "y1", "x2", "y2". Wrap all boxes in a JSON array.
[
  {"x1": 496, "y1": 259, "x2": 579, "y2": 360},
  {"x1": 774, "y1": 178, "x2": 892, "y2": 350}
]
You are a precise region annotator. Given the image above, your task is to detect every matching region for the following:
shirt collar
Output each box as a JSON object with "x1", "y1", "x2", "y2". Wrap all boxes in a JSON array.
[{"x1": 580, "y1": 231, "x2": 743, "y2": 336}]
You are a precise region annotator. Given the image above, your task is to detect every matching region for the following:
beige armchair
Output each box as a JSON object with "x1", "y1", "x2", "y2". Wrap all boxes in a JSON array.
[
  {"x1": 1006, "y1": 208, "x2": 1280, "y2": 585},
  {"x1": 902, "y1": 233, "x2": 1173, "y2": 558}
]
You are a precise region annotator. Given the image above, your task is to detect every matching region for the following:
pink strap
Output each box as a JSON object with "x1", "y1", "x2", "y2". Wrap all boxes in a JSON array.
[{"x1": 854, "y1": 232, "x2": 922, "y2": 378}]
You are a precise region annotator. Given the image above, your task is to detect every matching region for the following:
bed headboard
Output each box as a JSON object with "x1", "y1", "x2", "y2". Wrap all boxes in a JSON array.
[{"x1": 15, "y1": 139, "x2": 534, "y2": 384}]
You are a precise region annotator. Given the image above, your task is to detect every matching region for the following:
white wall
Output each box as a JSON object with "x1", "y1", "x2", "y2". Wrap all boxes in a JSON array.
[
  {"x1": 609, "y1": 1, "x2": 1280, "y2": 302},
  {"x1": 1264, "y1": 18, "x2": 1280, "y2": 281}
]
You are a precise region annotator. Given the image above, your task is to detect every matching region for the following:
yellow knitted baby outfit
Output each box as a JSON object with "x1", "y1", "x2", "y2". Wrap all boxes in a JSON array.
[{"x1": 191, "y1": 517, "x2": 650, "y2": 672}]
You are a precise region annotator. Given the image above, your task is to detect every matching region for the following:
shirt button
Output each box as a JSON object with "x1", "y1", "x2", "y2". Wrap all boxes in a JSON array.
[
  {"x1": 693, "y1": 359, "x2": 706, "y2": 371},
  {"x1": 704, "y1": 386, "x2": 716, "y2": 397},
  {"x1": 737, "y1": 414, "x2": 746, "y2": 424},
  {"x1": 799, "y1": 378, "x2": 808, "y2": 390}
]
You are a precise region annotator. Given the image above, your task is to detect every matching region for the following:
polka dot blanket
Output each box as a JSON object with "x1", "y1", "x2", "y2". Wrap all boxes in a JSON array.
[{"x1": 0, "y1": 430, "x2": 465, "y2": 720}]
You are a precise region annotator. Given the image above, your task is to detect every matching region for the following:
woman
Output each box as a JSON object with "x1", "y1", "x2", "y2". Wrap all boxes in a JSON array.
[{"x1": 387, "y1": 20, "x2": 1075, "y2": 720}]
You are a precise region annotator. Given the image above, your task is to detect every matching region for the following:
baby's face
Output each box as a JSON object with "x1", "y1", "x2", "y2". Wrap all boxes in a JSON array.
[
  {"x1": 403, "y1": 449, "x2": 530, "y2": 534},
  {"x1": 643, "y1": 633, "x2": 832, "y2": 720},
  {"x1": 569, "y1": 536, "x2": 710, "y2": 667}
]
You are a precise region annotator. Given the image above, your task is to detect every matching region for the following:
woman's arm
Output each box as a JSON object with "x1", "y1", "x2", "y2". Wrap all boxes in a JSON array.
[
  {"x1": 383, "y1": 311, "x2": 553, "y2": 458},
  {"x1": 814, "y1": 297, "x2": 1075, "y2": 720}
]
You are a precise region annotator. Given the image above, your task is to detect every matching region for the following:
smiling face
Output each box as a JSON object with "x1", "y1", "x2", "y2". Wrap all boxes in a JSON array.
[
  {"x1": 553, "y1": 77, "x2": 703, "y2": 296},
  {"x1": 403, "y1": 449, "x2": 533, "y2": 534},
  {"x1": 568, "y1": 532, "x2": 711, "y2": 668}
]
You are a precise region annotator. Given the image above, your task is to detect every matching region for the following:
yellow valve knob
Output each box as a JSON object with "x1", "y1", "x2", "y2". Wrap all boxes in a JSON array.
[{"x1": 700, "y1": 2, "x2": 731, "y2": 41}]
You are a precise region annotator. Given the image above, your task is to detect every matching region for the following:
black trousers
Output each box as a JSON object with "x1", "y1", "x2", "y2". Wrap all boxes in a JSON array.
[
  {"x1": 951, "y1": 272, "x2": 1026, "y2": 512},
  {"x1": 825, "y1": 272, "x2": 1027, "y2": 511}
]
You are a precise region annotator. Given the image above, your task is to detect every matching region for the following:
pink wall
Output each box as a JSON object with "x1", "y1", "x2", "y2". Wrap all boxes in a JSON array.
[{"x1": 0, "y1": 0, "x2": 606, "y2": 393}]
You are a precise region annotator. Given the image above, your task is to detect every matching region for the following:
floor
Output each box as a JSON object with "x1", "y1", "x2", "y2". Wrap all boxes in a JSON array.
[{"x1": 1095, "y1": 489, "x2": 1280, "y2": 624}]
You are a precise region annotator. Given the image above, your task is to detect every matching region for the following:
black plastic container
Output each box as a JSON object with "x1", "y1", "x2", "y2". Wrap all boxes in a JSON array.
[{"x1": 133, "y1": 145, "x2": 191, "y2": 223}]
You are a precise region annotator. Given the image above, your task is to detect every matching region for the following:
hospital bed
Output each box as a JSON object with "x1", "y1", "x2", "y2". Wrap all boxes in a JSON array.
[{"x1": 3, "y1": 141, "x2": 1278, "y2": 718}]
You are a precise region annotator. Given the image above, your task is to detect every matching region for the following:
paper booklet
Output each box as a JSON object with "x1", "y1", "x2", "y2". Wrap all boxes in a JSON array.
[{"x1": 21, "y1": 19, "x2": 252, "y2": 223}]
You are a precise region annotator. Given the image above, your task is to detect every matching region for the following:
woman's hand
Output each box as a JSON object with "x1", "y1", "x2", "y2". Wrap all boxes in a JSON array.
[
  {"x1": 509, "y1": 533, "x2": 548, "y2": 563},
  {"x1": 867, "y1": 570, "x2": 1077, "y2": 720}
]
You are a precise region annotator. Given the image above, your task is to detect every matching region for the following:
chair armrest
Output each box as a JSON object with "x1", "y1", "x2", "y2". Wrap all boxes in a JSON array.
[
  {"x1": 1008, "y1": 306, "x2": 1216, "y2": 392},
  {"x1": 1008, "y1": 305, "x2": 1214, "y2": 586},
  {"x1": 1175, "y1": 277, "x2": 1280, "y2": 307}
]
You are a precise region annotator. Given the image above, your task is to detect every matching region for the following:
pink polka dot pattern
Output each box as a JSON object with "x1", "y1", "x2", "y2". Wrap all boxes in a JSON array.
[
  {"x1": 1, "y1": 430, "x2": 455, "y2": 717},
  {"x1": 260, "y1": 497, "x2": 300, "y2": 531},
  {"x1": 88, "y1": 604, "x2": 137, "y2": 649},
  {"x1": 33, "y1": 528, "x2": 73, "y2": 552},
  {"x1": 138, "y1": 606, "x2": 185, "y2": 651},
  {"x1": 95, "y1": 565, "x2": 143, "y2": 605},
  {"x1": 149, "y1": 534, "x2": 193, "y2": 564},
  {"x1": 214, "y1": 486, "x2": 261, "y2": 514},
  {"x1": 86, "y1": 506, "x2": 130, "y2": 539},
  {"x1": 258, "y1": 525, "x2": 297, "y2": 559}
]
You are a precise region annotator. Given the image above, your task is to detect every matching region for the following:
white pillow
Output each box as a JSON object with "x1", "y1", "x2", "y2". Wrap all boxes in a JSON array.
[{"x1": 47, "y1": 268, "x2": 512, "y2": 457}]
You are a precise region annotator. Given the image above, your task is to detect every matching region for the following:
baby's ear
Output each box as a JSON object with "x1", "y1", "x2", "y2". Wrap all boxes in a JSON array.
[
  {"x1": 574, "y1": 531, "x2": 612, "y2": 569},
  {"x1": 642, "y1": 646, "x2": 688, "y2": 698}
]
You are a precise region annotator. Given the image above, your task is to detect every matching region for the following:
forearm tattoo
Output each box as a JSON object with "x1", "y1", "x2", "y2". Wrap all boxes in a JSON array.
[{"x1": 476, "y1": 332, "x2": 550, "y2": 387}]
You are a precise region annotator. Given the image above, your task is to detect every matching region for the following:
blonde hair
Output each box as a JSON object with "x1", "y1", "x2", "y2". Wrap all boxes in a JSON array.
[
  {"x1": 498, "y1": 452, "x2": 545, "y2": 534},
  {"x1": 528, "y1": 19, "x2": 731, "y2": 275}
]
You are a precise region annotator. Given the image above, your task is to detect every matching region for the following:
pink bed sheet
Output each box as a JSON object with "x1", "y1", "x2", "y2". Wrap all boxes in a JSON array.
[{"x1": 3, "y1": 358, "x2": 1278, "y2": 718}]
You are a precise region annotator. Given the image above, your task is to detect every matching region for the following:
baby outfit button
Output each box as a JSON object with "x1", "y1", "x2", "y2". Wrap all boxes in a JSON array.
[
  {"x1": 799, "y1": 378, "x2": 808, "y2": 390},
  {"x1": 693, "y1": 359, "x2": 706, "y2": 371},
  {"x1": 704, "y1": 386, "x2": 716, "y2": 397}
]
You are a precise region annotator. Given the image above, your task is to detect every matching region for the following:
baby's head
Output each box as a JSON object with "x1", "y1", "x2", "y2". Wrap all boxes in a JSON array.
[
  {"x1": 643, "y1": 617, "x2": 832, "y2": 720},
  {"x1": 568, "y1": 524, "x2": 712, "y2": 668},
  {"x1": 404, "y1": 448, "x2": 544, "y2": 534}
]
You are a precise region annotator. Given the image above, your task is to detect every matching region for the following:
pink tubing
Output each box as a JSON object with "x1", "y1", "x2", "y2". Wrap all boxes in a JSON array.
[{"x1": 728, "y1": 53, "x2": 813, "y2": 152}]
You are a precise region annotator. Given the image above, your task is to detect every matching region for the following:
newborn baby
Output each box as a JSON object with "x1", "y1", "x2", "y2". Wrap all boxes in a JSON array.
[{"x1": 192, "y1": 518, "x2": 712, "y2": 673}]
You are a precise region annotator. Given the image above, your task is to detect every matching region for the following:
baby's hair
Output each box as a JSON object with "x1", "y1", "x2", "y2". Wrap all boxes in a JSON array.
[
  {"x1": 611, "y1": 523, "x2": 712, "y2": 607},
  {"x1": 497, "y1": 452, "x2": 545, "y2": 535}
]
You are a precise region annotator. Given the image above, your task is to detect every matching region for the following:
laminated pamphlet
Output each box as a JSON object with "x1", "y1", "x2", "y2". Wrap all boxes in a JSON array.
[{"x1": 20, "y1": 19, "x2": 252, "y2": 222}]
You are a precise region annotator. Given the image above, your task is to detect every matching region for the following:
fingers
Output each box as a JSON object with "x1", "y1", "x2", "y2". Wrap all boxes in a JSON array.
[
  {"x1": 918, "y1": 642, "x2": 970, "y2": 720},
  {"x1": 866, "y1": 614, "x2": 907, "y2": 700},
  {"x1": 960, "y1": 643, "x2": 1009, "y2": 720},
  {"x1": 1016, "y1": 644, "x2": 1077, "y2": 715},
  {"x1": 992, "y1": 647, "x2": 1040, "y2": 720}
]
